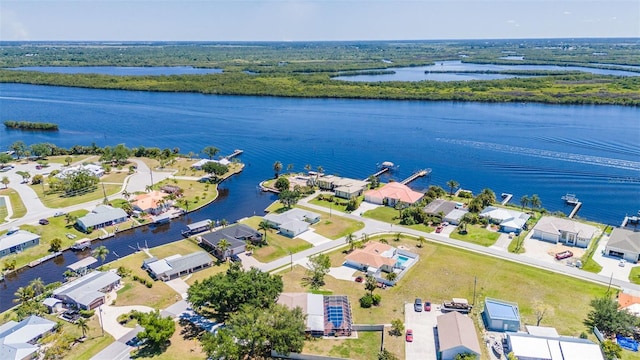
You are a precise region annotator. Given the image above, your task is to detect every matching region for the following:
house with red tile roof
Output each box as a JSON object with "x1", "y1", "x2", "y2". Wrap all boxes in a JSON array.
[
  {"x1": 364, "y1": 181, "x2": 424, "y2": 207},
  {"x1": 344, "y1": 241, "x2": 419, "y2": 286},
  {"x1": 132, "y1": 191, "x2": 171, "y2": 215}
]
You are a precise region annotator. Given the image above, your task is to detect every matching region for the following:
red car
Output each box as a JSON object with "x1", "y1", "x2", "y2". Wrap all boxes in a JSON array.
[
  {"x1": 435, "y1": 226, "x2": 444, "y2": 233},
  {"x1": 555, "y1": 250, "x2": 573, "y2": 260},
  {"x1": 406, "y1": 329, "x2": 413, "y2": 342},
  {"x1": 355, "y1": 276, "x2": 363, "y2": 283},
  {"x1": 424, "y1": 301, "x2": 431, "y2": 311}
]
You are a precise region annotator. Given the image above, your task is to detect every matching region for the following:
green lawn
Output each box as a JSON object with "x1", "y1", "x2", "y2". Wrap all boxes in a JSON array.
[
  {"x1": 297, "y1": 206, "x2": 365, "y2": 240},
  {"x1": 362, "y1": 206, "x2": 400, "y2": 224},
  {"x1": 0, "y1": 205, "x2": 7, "y2": 223},
  {"x1": 629, "y1": 267, "x2": 640, "y2": 285},
  {"x1": 31, "y1": 182, "x2": 122, "y2": 208},
  {"x1": 0, "y1": 188, "x2": 27, "y2": 219},
  {"x1": 240, "y1": 216, "x2": 313, "y2": 263},
  {"x1": 308, "y1": 194, "x2": 359, "y2": 213},
  {"x1": 508, "y1": 233, "x2": 527, "y2": 254},
  {"x1": 46, "y1": 154, "x2": 96, "y2": 165},
  {"x1": 449, "y1": 224, "x2": 500, "y2": 246},
  {"x1": 406, "y1": 223, "x2": 435, "y2": 233},
  {"x1": 304, "y1": 330, "x2": 385, "y2": 360}
]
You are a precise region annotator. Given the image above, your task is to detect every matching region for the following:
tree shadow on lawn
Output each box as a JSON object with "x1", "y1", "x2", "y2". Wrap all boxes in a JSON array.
[
  {"x1": 131, "y1": 341, "x2": 170, "y2": 358},
  {"x1": 179, "y1": 318, "x2": 206, "y2": 340}
]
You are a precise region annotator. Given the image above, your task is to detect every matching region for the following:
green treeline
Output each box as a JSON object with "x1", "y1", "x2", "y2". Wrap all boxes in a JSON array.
[
  {"x1": 1, "y1": 69, "x2": 639, "y2": 106},
  {"x1": 3, "y1": 120, "x2": 59, "y2": 131}
]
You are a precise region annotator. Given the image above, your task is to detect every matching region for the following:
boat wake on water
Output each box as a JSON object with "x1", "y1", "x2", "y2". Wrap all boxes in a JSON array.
[{"x1": 436, "y1": 138, "x2": 640, "y2": 171}]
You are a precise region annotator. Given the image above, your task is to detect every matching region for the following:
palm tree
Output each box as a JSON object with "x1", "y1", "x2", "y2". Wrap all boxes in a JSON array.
[
  {"x1": 220, "y1": 218, "x2": 228, "y2": 228},
  {"x1": 520, "y1": 195, "x2": 530, "y2": 210},
  {"x1": 417, "y1": 236, "x2": 425, "y2": 248},
  {"x1": 258, "y1": 220, "x2": 270, "y2": 245},
  {"x1": 145, "y1": 185, "x2": 153, "y2": 193},
  {"x1": 287, "y1": 163, "x2": 294, "y2": 173},
  {"x1": 446, "y1": 179, "x2": 459, "y2": 197},
  {"x1": 530, "y1": 194, "x2": 541, "y2": 209},
  {"x1": 187, "y1": 151, "x2": 195, "y2": 160},
  {"x1": 1, "y1": 176, "x2": 9, "y2": 189},
  {"x1": 345, "y1": 233, "x2": 355, "y2": 252},
  {"x1": 202, "y1": 146, "x2": 220, "y2": 160},
  {"x1": 217, "y1": 238, "x2": 231, "y2": 259},
  {"x1": 29, "y1": 278, "x2": 45, "y2": 296},
  {"x1": 121, "y1": 190, "x2": 131, "y2": 201},
  {"x1": 245, "y1": 243, "x2": 255, "y2": 255},
  {"x1": 13, "y1": 286, "x2": 35, "y2": 304},
  {"x1": 75, "y1": 317, "x2": 90, "y2": 339},
  {"x1": 304, "y1": 164, "x2": 311, "y2": 173},
  {"x1": 92, "y1": 245, "x2": 110, "y2": 263},
  {"x1": 273, "y1": 161, "x2": 283, "y2": 178}
]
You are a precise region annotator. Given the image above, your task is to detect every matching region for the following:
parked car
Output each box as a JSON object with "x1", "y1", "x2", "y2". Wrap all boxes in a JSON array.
[
  {"x1": 355, "y1": 276, "x2": 363, "y2": 283},
  {"x1": 554, "y1": 250, "x2": 573, "y2": 260},
  {"x1": 54, "y1": 211, "x2": 66, "y2": 217},
  {"x1": 619, "y1": 259, "x2": 626, "y2": 267},
  {"x1": 424, "y1": 301, "x2": 432, "y2": 312},
  {"x1": 414, "y1": 298, "x2": 422, "y2": 312},
  {"x1": 39, "y1": 219, "x2": 49, "y2": 225},
  {"x1": 435, "y1": 226, "x2": 444, "y2": 233},
  {"x1": 406, "y1": 329, "x2": 413, "y2": 342},
  {"x1": 35, "y1": 165, "x2": 42, "y2": 170}
]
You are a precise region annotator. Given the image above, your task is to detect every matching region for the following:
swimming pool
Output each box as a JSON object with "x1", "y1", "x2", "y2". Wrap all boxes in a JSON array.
[{"x1": 397, "y1": 255, "x2": 411, "y2": 267}]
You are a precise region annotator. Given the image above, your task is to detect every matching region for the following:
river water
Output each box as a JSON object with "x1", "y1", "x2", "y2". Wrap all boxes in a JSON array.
[{"x1": 0, "y1": 83, "x2": 638, "y2": 310}]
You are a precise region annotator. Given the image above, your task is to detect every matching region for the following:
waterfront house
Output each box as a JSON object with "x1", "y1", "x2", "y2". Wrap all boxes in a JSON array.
[
  {"x1": 483, "y1": 297, "x2": 521, "y2": 332},
  {"x1": 132, "y1": 190, "x2": 171, "y2": 215},
  {"x1": 160, "y1": 184, "x2": 182, "y2": 195},
  {"x1": 605, "y1": 228, "x2": 640, "y2": 263},
  {"x1": 316, "y1": 175, "x2": 369, "y2": 199},
  {"x1": 444, "y1": 209, "x2": 469, "y2": 226},
  {"x1": 52, "y1": 271, "x2": 121, "y2": 310},
  {"x1": 437, "y1": 311, "x2": 481, "y2": 360},
  {"x1": 264, "y1": 208, "x2": 321, "y2": 237},
  {"x1": 42, "y1": 297, "x2": 63, "y2": 313},
  {"x1": 55, "y1": 163, "x2": 104, "y2": 179},
  {"x1": 0, "y1": 315, "x2": 56, "y2": 360},
  {"x1": 66, "y1": 256, "x2": 98, "y2": 276},
  {"x1": 479, "y1": 206, "x2": 530, "y2": 234},
  {"x1": 76, "y1": 205, "x2": 128, "y2": 232},
  {"x1": 199, "y1": 224, "x2": 261, "y2": 258},
  {"x1": 191, "y1": 158, "x2": 230, "y2": 170},
  {"x1": 142, "y1": 251, "x2": 214, "y2": 281},
  {"x1": 424, "y1": 199, "x2": 469, "y2": 225},
  {"x1": 364, "y1": 181, "x2": 424, "y2": 207},
  {"x1": 0, "y1": 230, "x2": 40, "y2": 258},
  {"x1": 531, "y1": 216, "x2": 598, "y2": 248}
]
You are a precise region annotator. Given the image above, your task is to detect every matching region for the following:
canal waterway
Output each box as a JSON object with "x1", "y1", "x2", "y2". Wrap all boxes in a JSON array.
[{"x1": 0, "y1": 83, "x2": 638, "y2": 309}]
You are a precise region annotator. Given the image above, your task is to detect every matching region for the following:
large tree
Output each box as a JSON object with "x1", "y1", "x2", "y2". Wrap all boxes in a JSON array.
[
  {"x1": 136, "y1": 310, "x2": 176, "y2": 348},
  {"x1": 305, "y1": 253, "x2": 330, "y2": 290},
  {"x1": 0, "y1": 153, "x2": 12, "y2": 165},
  {"x1": 520, "y1": 195, "x2": 530, "y2": 210},
  {"x1": 202, "y1": 146, "x2": 220, "y2": 160},
  {"x1": 274, "y1": 176, "x2": 290, "y2": 192},
  {"x1": 279, "y1": 189, "x2": 299, "y2": 208},
  {"x1": 201, "y1": 161, "x2": 228, "y2": 182},
  {"x1": 10, "y1": 141, "x2": 27, "y2": 159},
  {"x1": 187, "y1": 263, "x2": 283, "y2": 320},
  {"x1": 30, "y1": 143, "x2": 53, "y2": 159},
  {"x1": 584, "y1": 296, "x2": 636, "y2": 336},
  {"x1": 446, "y1": 179, "x2": 459, "y2": 196},
  {"x1": 273, "y1": 160, "x2": 283, "y2": 178},
  {"x1": 201, "y1": 303, "x2": 305, "y2": 359},
  {"x1": 258, "y1": 220, "x2": 271, "y2": 245}
]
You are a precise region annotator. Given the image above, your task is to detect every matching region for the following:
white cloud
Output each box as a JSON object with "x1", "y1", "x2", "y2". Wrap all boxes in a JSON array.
[
  {"x1": 0, "y1": 7, "x2": 29, "y2": 40},
  {"x1": 563, "y1": 11, "x2": 571, "y2": 15}
]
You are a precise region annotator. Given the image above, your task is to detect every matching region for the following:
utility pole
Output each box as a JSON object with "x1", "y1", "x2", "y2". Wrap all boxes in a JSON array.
[
  {"x1": 98, "y1": 305, "x2": 105, "y2": 337},
  {"x1": 473, "y1": 276, "x2": 477, "y2": 306}
]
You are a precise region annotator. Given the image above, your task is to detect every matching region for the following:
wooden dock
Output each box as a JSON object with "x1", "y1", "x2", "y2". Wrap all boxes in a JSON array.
[
  {"x1": 366, "y1": 167, "x2": 390, "y2": 180},
  {"x1": 400, "y1": 169, "x2": 431, "y2": 185},
  {"x1": 224, "y1": 149, "x2": 243, "y2": 159},
  {"x1": 568, "y1": 202, "x2": 582, "y2": 219},
  {"x1": 500, "y1": 193, "x2": 513, "y2": 205}
]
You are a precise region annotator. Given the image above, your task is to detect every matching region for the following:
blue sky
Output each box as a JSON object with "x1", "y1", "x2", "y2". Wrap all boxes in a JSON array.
[{"x1": 1, "y1": 0, "x2": 638, "y2": 41}]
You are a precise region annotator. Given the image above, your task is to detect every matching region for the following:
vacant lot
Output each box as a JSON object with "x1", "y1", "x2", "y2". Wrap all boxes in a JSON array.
[
  {"x1": 449, "y1": 224, "x2": 500, "y2": 246},
  {"x1": 0, "y1": 188, "x2": 26, "y2": 219},
  {"x1": 300, "y1": 206, "x2": 365, "y2": 239},
  {"x1": 240, "y1": 216, "x2": 313, "y2": 263}
]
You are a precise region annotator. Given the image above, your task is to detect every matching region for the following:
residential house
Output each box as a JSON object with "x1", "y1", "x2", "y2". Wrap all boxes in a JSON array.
[
  {"x1": 199, "y1": 224, "x2": 261, "y2": 259},
  {"x1": 277, "y1": 293, "x2": 353, "y2": 337},
  {"x1": 479, "y1": 206, "x2": 530, "y2": 234},
  {"x1": 507, "y1": 330, "x2": 604, "y2": 360},
  {"x1": 160, "y1": 184, "x2": 182, "y2": 195},
  {"x1": 344, "y1": 241, "x2": 419, "y2": 286},
  {"x1": 66, "y1": 256, "x2": 98, "y2": 276},
  {"x1": 0, "y1": 230, "x2": 40, "y2": 258},
  {"x1": 444, "y1": 209, "x2": 469, "y2": 226},
  {"x1": 364, "y1": 181, "x2": 424, "y2": 207},
  {"x1": 42, "y1": 297, "x2": 63, "y2": 314},
  {"x1": 191, "y1": 158, "x2": 230, "y2": 170},
  {"x1": 264, "y1": 208, "x2": 321, "y2": 237},
  {"x1": 437, "y1": 311, "x2": 481, "y2": 360},
  {"x1": 56, "y1": 163, "x2": 104, "y2": 179},
  {"x1": 143, "y1": 251, "x2": 214, "y2": 281},
  {"x1": 483, "y1": 298, "x2": 521, "y2": 332},
  {"x1": 76, "y1": 205, "x2": 128, "y2": 232},
  {"x1": 0, "y1": 315, "x2": 56, "y2": 360},
  {"x1": 605, "y1": 228, "x2": 640, "y2": 263},
  {"x1": 618, "y1": 289, "x2": 640, "y2": 317},
  {"x1": 531, "y1": 216, "x2": 598, "y2": 248},
  {"x1": 317, "y1": 175, "x2": 369, "y2": 199},
  {"x1": 424, "y1": 199, "x2": 469, "y2": 225},
  {"x1": 52, "y1": 271, "x2": 121, "y2": 310},
  {"x1": 132, "y1": 191, "x2": 171, "y2": 215}
]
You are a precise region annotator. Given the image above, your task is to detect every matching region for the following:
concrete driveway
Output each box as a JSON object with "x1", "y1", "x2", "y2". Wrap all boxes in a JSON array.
[
  {"x1": 165, "y1": 278, "x2": 190, "y2": 299},
  {"x1": 594, "y1": 234, "x2": 634, "y2": 282},
  {"x1": 297, "y1": 228, "x2": 332, "y2": 246},
  {"x1": 405, "y1": 302, "x2": 438, "y2": 360},
  {"x1": 98, "y1": 304, "x2": 154, "y2": 340}
]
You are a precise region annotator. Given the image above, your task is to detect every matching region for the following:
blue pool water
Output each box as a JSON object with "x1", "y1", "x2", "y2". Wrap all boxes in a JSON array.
[{"x1": 397, "y1": 255, "x2": 410, "y2": 267}]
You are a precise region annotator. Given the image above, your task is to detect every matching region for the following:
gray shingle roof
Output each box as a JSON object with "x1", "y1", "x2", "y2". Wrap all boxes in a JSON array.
[
  {"x1": 608, "y1": 228, "x2": 640, "y2": 253},
  {"x1": 146, "y1": 251, "x2": 214, "y2": 279},
  {"x1": 77, "y1": 205, "x2": 128, "y2": 228},
  {"x1": 200, "y1": 224, "x2": 261, "y2": 246},
  {"x1": 53, "y1": 271, "x2": 121, "y2": 307},
  {"x1": 0, "y1": 230, "x2": 40, "y2": 252}
]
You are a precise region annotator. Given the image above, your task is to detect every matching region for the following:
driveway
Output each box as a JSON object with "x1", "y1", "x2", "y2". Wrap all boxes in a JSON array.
[
  {"x1": 594, "y1": 234, "x2": 634, "y2": 282},
  {"x1": 165, "y1": 278, "x2": 190, "y2": 299},
  {"x1": 328, "y1": 265, "x2": 357, "y2": 281},
  {"x1": 297, "y1": 228, "x2": 332, "y2": 246},
  {"x1": 98, "y1": 304, "x2": 154, "y2": 340},
  {"x1": 405, "y1": 302, "x2": 438, "y2": 360}
]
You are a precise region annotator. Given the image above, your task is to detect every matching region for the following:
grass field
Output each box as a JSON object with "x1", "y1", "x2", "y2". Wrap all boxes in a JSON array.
[
  {"x1": 299, "y1": 206, "x2": 365, "y2": 240},
  {"x1": 132, "y1": 321, "x2": 206, "y2": 360},
  {"x1": 240, "y1": 216, "x2": 313, "y2": 263},
  {"x1": 0, "y1": 188, "x2": 27, "y2": 219},
  {"x1": 153, "y1": 178, "x2": 218, "y2": 211},
  {"x1": 449, "y1": 224, "x2": 501, "y2": 246},
  {"x1": 281, "y1": 236, "x2": 607, "y2": 339},
  {"x1": 46, "y1": 154, "x2": 96, "y2": 165},
  {"x1": 30, "y1": 182, "x2": 122, "y2": 208},
  {"x1": 362, "y1": 206, "x2": 401, "y2": 224}
]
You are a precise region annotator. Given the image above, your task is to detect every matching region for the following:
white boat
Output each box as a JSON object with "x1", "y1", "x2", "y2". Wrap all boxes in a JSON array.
[{"x1": 492, "y1": 339, "x2": 504, "y2": 356}]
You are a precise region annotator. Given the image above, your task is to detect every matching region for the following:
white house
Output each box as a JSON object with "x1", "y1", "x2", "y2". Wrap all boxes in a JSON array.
[
  {"x1": 531, "y1": 216, "x2": 599, "y2": 248},
  {"x1": 0, "y1": 315, "x2": 56, "y2": 360},
  {"x1": 507, "y1": 331, "x2": 604, "y2": 360},
  {"x1": 56, "y1": 163, "x2": 104, "y2": 179},
  {"x1": 76, "y1": 205, "x2": 128, "y2": 232},
  {"x1": 191, "y1": 158, "x2": 230, "y2": 170},
  {"x1": 0, "y1": 230, "x2": 40, "y2": 258},
  {"x1": 53, "y1": 271, "x2": 121, "y2": 310},
  {"x1": 605, "y1": 228, "x2": 640, "y2": 263},
  {"x1": 264, "y1": 208, "x2": 321, "y2": 237},
  {"x1": 480, "y1": 206, "x2": 530, "y2": 234}
]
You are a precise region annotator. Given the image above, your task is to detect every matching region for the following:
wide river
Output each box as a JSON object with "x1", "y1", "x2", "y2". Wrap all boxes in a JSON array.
[{"x1": 0, "y1": 83, "x2": 638, "y2": 309}]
